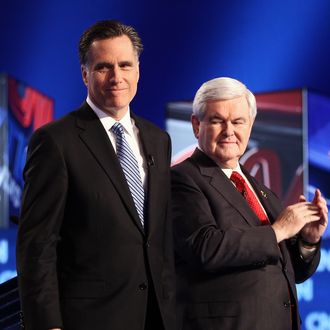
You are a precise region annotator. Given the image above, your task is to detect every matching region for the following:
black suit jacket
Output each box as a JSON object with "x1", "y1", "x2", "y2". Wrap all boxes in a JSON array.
[
  {"x1": 171, "y1": 149, "x2": 320, "y2": 330},
  {"x1": 16, "y1": 103, "x2": 176, "y2": 330}
]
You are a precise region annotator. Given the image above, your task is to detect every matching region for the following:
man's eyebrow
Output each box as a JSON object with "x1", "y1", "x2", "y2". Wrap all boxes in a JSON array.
[
  {"x1": 93, "y1": 60, "x2": 134, "y2": 70},
  {"x1": 209, "y1": 114, "x2": 224, "y2": 119},
  {"x1": 208, "y1": 114, "x2": 246, "y2": 121},
  {"x1": 94, "y1": 62, "x2": 113, "y2": 70},
  {"x1": 118, "y1": 60, "x2": 134, "y2": 66}
]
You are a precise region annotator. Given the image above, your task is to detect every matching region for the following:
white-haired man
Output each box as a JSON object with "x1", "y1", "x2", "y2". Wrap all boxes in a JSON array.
[{"x1": 171, "y1": 77, "x2": 328, "y2": 330}]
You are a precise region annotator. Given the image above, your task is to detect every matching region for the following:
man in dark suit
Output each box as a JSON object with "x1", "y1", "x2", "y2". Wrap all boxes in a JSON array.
[
  {"x1": 171, "y1": 77, "x2": 328, "y2": 330},
  {"x1": 16, "y1": 20, "x2": 176, "y2": 330}
]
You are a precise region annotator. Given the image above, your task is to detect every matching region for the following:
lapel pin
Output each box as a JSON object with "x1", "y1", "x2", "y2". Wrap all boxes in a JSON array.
[{"x1": 260, "y1": 190, "x2": 268, "y2": 198}]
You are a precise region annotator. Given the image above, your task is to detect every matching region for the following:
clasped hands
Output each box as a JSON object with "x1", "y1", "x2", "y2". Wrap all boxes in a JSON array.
[{"x1": 272, "y1": 189, "x2": 328, "y2": 243}]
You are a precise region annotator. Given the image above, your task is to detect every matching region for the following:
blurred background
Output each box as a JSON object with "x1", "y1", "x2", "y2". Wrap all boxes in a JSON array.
[{"x1": 1, "y1": 1, "x2": 330, "y2": 329}]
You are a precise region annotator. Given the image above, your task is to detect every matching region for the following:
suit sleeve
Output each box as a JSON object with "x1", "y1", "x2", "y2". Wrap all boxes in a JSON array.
[
  {"x1": 16, "y1": 127, "x2": 67, "y2": 329},
  {"x1": 171, "y1": 166, "x2": 280, "y2": 273},
  {"x1": 286, "y1": 237, "x2": 321, "y2": 283}
]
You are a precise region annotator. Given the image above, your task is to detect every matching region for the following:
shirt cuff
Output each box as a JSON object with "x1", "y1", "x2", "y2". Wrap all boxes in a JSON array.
[{"x1": 298, "y1": 239, "x2": 318, "y2": 261}]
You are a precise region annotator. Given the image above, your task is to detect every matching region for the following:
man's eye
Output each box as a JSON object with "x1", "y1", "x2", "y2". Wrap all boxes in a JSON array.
[
  {"x1": 120, "y1": 63, "x2": 133, "y2": 70},
  {"x1": 97, "y1": 68, "x2": 110, "y2": 73},
  {"x1": 210, "y1": 119, "x2": 222, "y2": 124}
]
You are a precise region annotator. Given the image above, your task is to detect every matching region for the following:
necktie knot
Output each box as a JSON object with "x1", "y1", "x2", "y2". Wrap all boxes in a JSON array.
[{"x1": 111, "y1": 122, "x2": 125, "y2": 136}]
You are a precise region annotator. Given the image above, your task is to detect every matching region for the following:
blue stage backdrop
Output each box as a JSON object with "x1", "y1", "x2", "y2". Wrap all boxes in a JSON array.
[{"x1": 1, "y1": 1, "x2": 330, "y2": 329}]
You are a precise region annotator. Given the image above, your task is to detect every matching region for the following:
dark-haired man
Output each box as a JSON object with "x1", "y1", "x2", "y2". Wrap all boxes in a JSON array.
[{"x1": 17, "y1": 20, "x2": 175, "y2": 330}]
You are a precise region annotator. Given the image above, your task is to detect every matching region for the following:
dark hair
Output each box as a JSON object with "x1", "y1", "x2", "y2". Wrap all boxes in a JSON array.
[{"x1": 78, "y1": 20, "x2": 143, "y2": 65}]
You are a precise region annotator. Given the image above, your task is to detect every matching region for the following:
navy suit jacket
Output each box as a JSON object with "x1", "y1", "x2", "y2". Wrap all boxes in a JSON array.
[
  {"x1": 171, "y1": 148, "x2": 320, "y2": 330},
  {"x1": 16, "y1": 103, "x2": 176, "y2": 330}
]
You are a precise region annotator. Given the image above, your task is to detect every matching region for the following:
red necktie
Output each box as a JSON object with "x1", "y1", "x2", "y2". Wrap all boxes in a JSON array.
[{"x1": 230, "y1": 171, "x2": 269, "y2": 225}]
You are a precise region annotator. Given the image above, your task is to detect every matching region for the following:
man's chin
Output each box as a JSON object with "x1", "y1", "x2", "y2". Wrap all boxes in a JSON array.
[{"x1": 214, "y1": 152, "x2": 240, "y2": 164}]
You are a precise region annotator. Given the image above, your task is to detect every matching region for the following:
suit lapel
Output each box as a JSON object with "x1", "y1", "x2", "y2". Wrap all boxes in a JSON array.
[
  {"x1": 191, "y1": 150, "x2": 288, "y2": 264},
  {"x1": 74, "y1": 104, "x2": 144, "y2": 234},
  {"x1": 191, "y1": 149, "x2": 261, "y2": 227},
  {"x1": 133, "y1": 116, "x2": 160, "y2": 236}
]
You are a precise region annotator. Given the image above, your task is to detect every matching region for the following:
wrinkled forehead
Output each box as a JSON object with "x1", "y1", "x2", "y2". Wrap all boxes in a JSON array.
[
  {"x1": 85, "y1": 36, "x2": 139, "y2": 65},
  {"x1": 204, "y1": 96, "x2": 251, "y2": 117}
]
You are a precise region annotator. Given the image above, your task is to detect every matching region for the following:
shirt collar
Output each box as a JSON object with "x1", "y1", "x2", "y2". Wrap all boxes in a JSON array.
[
  {"x1": 87, "y1": 96, "x2": 135, "y2": 136},
  {"x1": 221, "y1": 164, "x2": 242, "y2": 179}
]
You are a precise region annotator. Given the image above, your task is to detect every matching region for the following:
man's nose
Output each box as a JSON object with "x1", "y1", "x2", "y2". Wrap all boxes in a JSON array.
[
  {"x1": 223, "y1": 122, "x2": 234, "y2": 136},
  {"x1": 109, "y1": 66, "x2": 122, "y2": 83}
]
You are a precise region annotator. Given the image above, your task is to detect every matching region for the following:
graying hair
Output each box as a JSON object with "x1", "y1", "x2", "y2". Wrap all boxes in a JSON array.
[{"x1": 192, "y1": 77, "x2": 257, "y2": 120}]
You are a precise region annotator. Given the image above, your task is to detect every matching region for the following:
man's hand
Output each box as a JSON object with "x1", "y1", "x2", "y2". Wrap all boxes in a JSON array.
[
  {"x1": 299, "y1": 189, "x2": 328, "y2": 244},
  {"x1": 272, "y1": 201, "x2": 320, "y2": 243}
]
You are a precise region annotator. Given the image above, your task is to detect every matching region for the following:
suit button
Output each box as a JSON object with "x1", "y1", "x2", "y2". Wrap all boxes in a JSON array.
[
  {"x1": 145, "y1": 240, "x2": 150, "y2": 248},
  {"x1": 139, "y1": 283, "x2": 148, "y2": 290},
  {"x1": 283, "y1": 300, "x2": 291, "y2": 308}
]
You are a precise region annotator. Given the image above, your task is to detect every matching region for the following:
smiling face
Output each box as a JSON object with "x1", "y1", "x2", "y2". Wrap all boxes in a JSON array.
[
  {"x1": 81, "y1": 35, "x2": 139, "y2": 120},
  {"x1": 192, "y1": 96, "x2": 253, "y2": 169}
]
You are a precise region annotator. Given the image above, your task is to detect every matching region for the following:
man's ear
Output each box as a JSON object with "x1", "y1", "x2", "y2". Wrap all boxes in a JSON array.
[
  {"x1": 191, "y1": 114, "x2": 200, "y2": 139},
  {"x1": 81, "y1": 65, "x2": 88, "y2": 87}
]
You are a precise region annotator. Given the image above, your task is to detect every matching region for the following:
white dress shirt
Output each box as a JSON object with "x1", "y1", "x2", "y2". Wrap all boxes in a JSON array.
[{"x1": 86, "y1": 97, "x2": 147, "y2": 189}]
